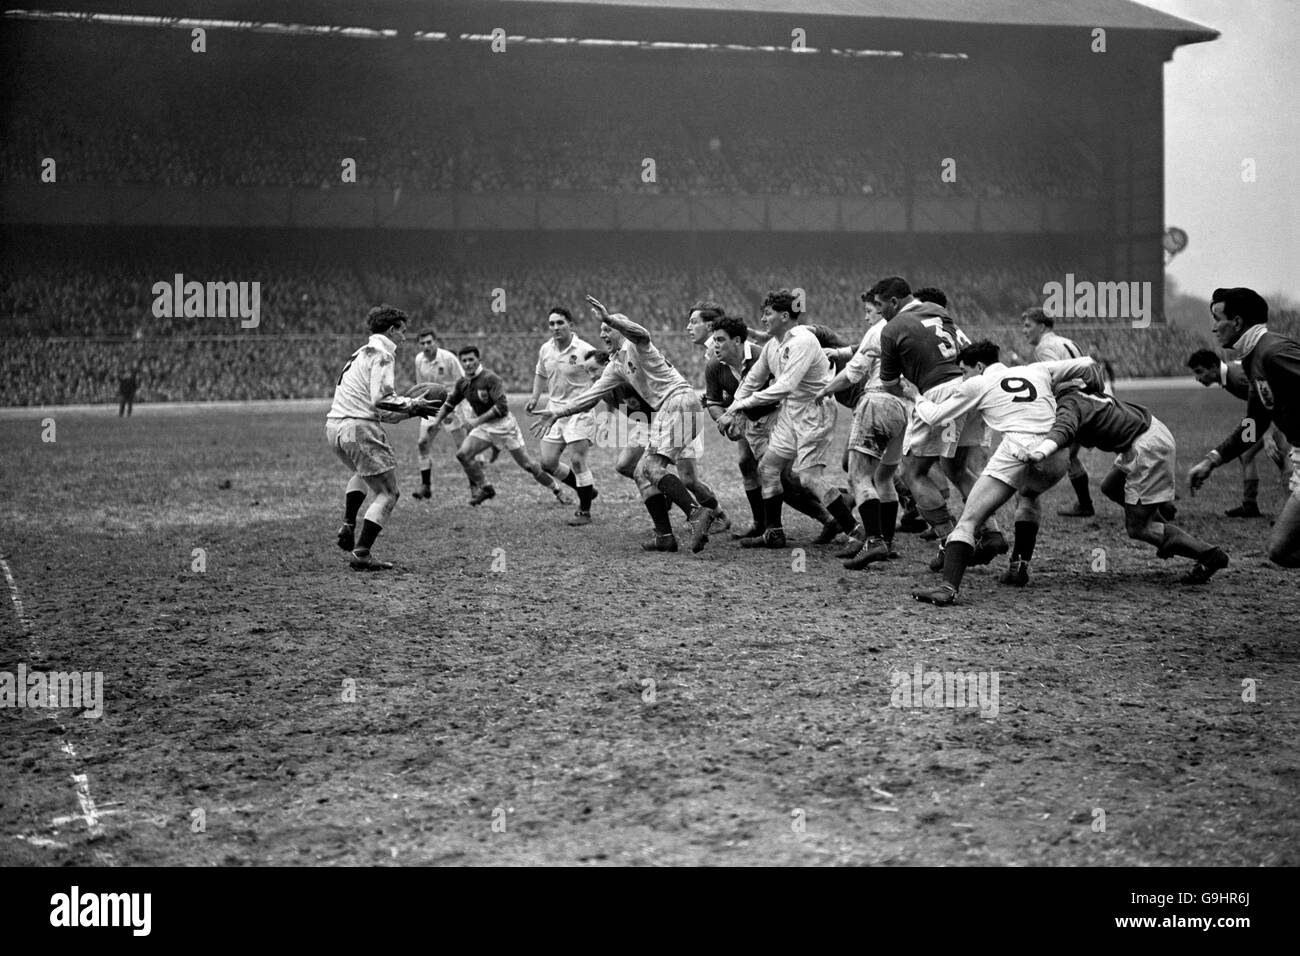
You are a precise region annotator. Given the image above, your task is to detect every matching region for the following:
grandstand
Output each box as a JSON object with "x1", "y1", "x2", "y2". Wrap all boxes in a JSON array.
[{"x1": 1, "y1": 0, "x2": 1223, "y2": 405}]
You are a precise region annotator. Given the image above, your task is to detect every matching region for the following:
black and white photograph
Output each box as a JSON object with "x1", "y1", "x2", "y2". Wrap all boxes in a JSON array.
[{"x1": 0, "y1": 0, "x2": 1295, "y2": 909}]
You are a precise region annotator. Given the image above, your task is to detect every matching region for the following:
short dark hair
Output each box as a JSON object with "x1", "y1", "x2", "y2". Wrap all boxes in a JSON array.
[
  {"x1": 690, "y1": 300, "x2": 727, "y2": 325},
  {"x1": 867, "y1": 276, "x2": 911, "y2": 302},
  {"x1": 1187, "y1": 349, "x2": 1219, "y2": 370},
  {"x1": 548, "y1": 307, "x2": 573, "y2": 323},
  {"x1": 711, "y1": 315, "x2": 748, "y2": 341},
  {"x1": 1211, "y1": 287, "x2": 1268, "y2": 328},
  {"x1": 584, "y1": 349, "x2": 610, "y2": 365},
  {"x1": 914, "y1": 287, "x2": 947, "y2": 308},
  {"x1": 1022, "y1": 306, "x2": 1054, "y2": 329},
  {"x1": 367, "y1": 305, "x2": 409, "y2": 335},
  {"x1": 762, "y1": 289, "x2": 802, "y2": 318},
  {"x1": 418, "y1": 329, "x2": 437, "y2": 340},
  {"x1": 958, "y1": 340, "x2": 999, "y2": 367},
  {"x1": 457, "y1": 345, "x2": 481, "y2": 359}
]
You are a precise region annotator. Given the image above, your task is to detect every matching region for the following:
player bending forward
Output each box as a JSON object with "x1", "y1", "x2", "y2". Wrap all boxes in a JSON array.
[
  {"x1": 1189, "y1": 287, "x2": 1300, "y2": 567},
  {"x1": 1010, "y1": 379, "x2": 1228, "y2": 587},
  {"x1": 327, "y1": 306, "x2": 441, "y2": 571},
  {"x1": 910, "y1": 340, "x2": 1097, "y2": 605},
  {"x1": 531, "y1": 296, "x2": 716, "y2": 554},
  {"x1": 424, "y1": 346, "x2": 569, "y2": 507}
]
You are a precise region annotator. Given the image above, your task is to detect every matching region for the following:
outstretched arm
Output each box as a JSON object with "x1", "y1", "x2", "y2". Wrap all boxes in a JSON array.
[{"x1": 586, "y1": 295, "x2": 650, "y2": 345}]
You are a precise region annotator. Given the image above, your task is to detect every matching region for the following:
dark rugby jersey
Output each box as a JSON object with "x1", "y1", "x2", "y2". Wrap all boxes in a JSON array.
[
  {"x1": 879, "y1": 301, "x2": 964, "y2": 394},
  {"x1": 601, "y1": 381, "x2": 654, "y2": 421},
  {"x1": 1047, "y1": 391, "x2": 1153, "y2": 453},
  {"x1": 446, "y1": 368, "x2": 508, "y2": 421},
  {"x1": 1216, "y1": 330, "x2": 1300, "y2": 460},
  {"x1": 705, "y1": 344, "x2": 778, "y2": 421}
]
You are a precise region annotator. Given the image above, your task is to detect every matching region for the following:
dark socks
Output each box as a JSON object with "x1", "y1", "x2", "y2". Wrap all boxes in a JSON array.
[
  {"x1": 657, "y1": 474, "x2": 698, "y2": 514},
  {"x1": 356, "y1": 519, "x2": 381, "y2": 551},
  {"x1": 1012, "y1": 520, "x2": 1039, "y2": 562},
  {"x1": 826, "y1": 494, "x2": 857, "y2": 534},
  {"x1": 858, "y1": 499, "x2": 881, "y2": 538},
  {"x1": 344, "y1": 491, "x2": 365, "y2": 525},
  {"x1": 1071, "y1": 473, "x2": 1094, "y2": 508},
  {"x1": 559, "y1": 471, "x2": 579, "y2": 489},
  {"x1": 1243, "y1": 478, "x2": 1259, "y2": 505},
  {"x1": 577, "y1": 485, "x2": 595, "y2": 511},
  {"x1": 942, "y1": 540, "x2": 975, "y2": 590},
  {"x1": 879, "y1": 500, "x2": 899, "y2": 542},
  {"x1": 763, "y1": 492, "x2": 785, "y2": 530},
  {"x1": 645, "y1": 494, "x2": 673, "y2": 535},
  {"x1": 420, "y1": 468, "x2": 430, "y2": 486},
  {"x1": 745, "y1": 487, "x2": 765, "y2": 528}
]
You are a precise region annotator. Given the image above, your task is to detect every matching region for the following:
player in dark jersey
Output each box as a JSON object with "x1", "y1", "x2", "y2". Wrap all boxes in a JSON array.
[
  {"x1": 1189, "y1": 288, "x2": 1300, "y2": 567},
  {"x1": 1187, "y1": 347, "x2": 1292, "y2": 517},
  {"x1": 1014, "y1": 379, "x2": 1228, "y2": 586},
  {"x1": 873, "y1": 276, "x2": 1005, "y2": 568},
  {"x1": 1024, "y1": 306, "x2": 1096, "y2": 518},
  {"x1": 704, "y1": 315, "x2": 841, "y2": 541},
  {"x1": 424, "y1": 346, "x2": 568, "y2": 506}
]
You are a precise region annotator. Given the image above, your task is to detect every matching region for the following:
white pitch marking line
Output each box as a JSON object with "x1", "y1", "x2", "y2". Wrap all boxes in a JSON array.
[{"x1": 1, "y1": 554, "x2": 114, "y2": 862}]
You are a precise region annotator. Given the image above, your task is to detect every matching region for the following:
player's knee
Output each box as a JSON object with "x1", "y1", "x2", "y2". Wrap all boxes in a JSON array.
[{"x1": 1267, "y1": 540, "x2": 1300, "y2": 567}]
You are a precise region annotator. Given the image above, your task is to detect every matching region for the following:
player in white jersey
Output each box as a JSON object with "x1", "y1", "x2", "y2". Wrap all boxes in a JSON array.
[
  {"x1": 325, "y1": 306, "x2": 433, "y2": 571},
  {"x1": 412, "y1": 329, "x2": 468, "y2": 499},
  {"x1": 526, "y1": 307, "x2": 600, "y2": 526},
  {"x1": 910, "y1": 339, "x2": 1097, "y2": 605},
  {"x1": 815, "y1": 294, "x2": 909, "y2": 568},
  {"x1": 716, "y1": 289, "x2": 860, "y2": 549},
  {"x1": 530, "y1": 295, "x2": 715, "y2": 554},
  {"x1": 1023, "y1": 307, "x2": 1095, "y2": 517}
]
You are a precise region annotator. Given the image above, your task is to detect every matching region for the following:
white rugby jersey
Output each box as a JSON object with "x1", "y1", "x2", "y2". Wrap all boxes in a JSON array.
[
  {"x1": 553, "y1": 337, "x2": 691, "y2": 416},
  {"x1": 1035, "y1": 330, "x2": 1083, "y2": 363},
  {"x1": 843, "y1": 317, "x2": 888, "y2": 390},
  {"x1": 328, "y1": 333, "x2": 399, "y2": 421},
  {"x1": 914, "y1": 358, "x2": 1097, "y2": 435},
  {"x1": 414, "y1": 347, "x2": 464, "y2": 387},
  {"x1": 732, "y1": 325, "x2": 833, "y2": 410},
  {"x1": 536, "y1": 335, "x2": 595, "y2": 404}
]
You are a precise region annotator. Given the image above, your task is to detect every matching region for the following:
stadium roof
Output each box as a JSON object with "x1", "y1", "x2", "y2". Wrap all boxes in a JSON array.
[{"x1": 9, "y1": 0, "x2": 1219, "y2": 52}]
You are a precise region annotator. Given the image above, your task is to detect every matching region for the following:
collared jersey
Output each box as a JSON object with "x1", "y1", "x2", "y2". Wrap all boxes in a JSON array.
[
  {"x1": 558, "y1": 337, "x2": 692, "y2": 417},
  {"x1": 914, "y1": 358, "x2": 1097, "y2": 434},
  {"x1": 844, "y1": 317, "x2": 889, "y2": 391},
  {"x1": 1048, "y1": 391, "x2": 1153, "y2": 452},
  {"x1": 414, "y1": 348, "x2": 465, "y2": 388},
  {"x1": 446, "y1": 368, "x2": 509, "y2": 421},
  {"x1": 705, "y1": 341, "x2": 777, "y2": 421},
  {"x1": 1034, "y1": 331, "x2": 1083, "y2": 363},
  {"x1": 536, "y1": 335, "x2": 596, "y2": 404},
  {"x1": 1216, "y1": 330, "x2": 1300, "y2": 459},
  {"x1": 879, "y1": 301, "x2": 965, "y2": 394},
  {"x1": 328, "y1": 333, "x2": 398, "y2": 421},
  {"x1": 732, "y1": 325, "x2": 833, "y2": 410}
]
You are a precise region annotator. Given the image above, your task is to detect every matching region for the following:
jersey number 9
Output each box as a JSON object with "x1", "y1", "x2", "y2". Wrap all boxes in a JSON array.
[{"x1": 1000, "y1": 377, "x2": 1039, "y2": 403}]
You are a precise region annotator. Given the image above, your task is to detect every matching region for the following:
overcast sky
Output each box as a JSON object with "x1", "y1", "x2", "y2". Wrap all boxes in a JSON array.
[{"x1": 1133, "y1": 0, "x2": 1299, "y2": 303}]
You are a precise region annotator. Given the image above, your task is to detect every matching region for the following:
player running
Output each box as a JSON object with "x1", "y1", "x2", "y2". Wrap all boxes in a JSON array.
[
  {"x1": 1023, "y1": 307, "x2": 1096, "y2": 517},
  {"x1": 527, "y1": 307, "x2": 600, "y2": 526},
  {"x1": 1187, "y1": 348, "x2": 1293, "y2": 517},
  {"x1": 814, "y1": 292, "x2": 908, "y2": 569},
  {"x1": 909, "y1": 340, "x2": 1097, "y2": 605},
  {"x1": 715, "y1": 289, "x2": 860, "y2": 549},
  {"x1": 326, "y1": 306, "x2": 438, "y2": 571},
  {"x1": 1189, "y1": 288, "x2": 1300, "y2": 568},
  {"x1": 412, "y1": 329, "x2": 471, "y2": 500},
  {"x1": 424, "y1": 345, "x2": 569, "y2": 507},
  {"x1": 1009, "y1": 379, "x2": 1229, "y2": 588},
  {"x1": 531, "y1": 295, "x2": 716, "y2": 554},
  {"x1": 705, "y1": 315, "x2": 841, "y2": 542}
]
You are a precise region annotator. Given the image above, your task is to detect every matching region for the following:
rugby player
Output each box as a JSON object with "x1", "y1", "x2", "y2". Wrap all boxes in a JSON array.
[
  {"x1": 814, "y1": 293, "x2": 907, "y2": 568},
  {"x1": 1012, "y1": 380, "x2": 1229, "y2": 587},
  {"x1": 705, "y1": 315, "x2": 841, "y2": 541},
  {"x1": 873, "y1": 276, "x2": 1004, "y2": 567},
  {"x1": 412, "y1": 329, "x2": 470, "y2": 500},
  {"x1": 326, "y1": 306, "x2": 434, "y2": 571},
  {"x1": 1189, "y1": 288, "x2": 1300, "y2": 567},
  {"x1": 910, "y1": 340, "x2": 1098, "y2": 605},
  {"x1": 1187, "y1": 348, "x2": 1292, "y2": 518},
  {"x1": 1023, "y1": 307, "x2": 1095, "y2": 517},
  {"x1": 531, "y1": 296, "x2": 716, "y2": 554},
  {"x1": 715, "y1": 289, "x2": 859, "y2": 549},
  {"x1": 526, "y1": 307, "x2": 600, "y2": 526},
  {"x1": 424, "y1": 346, "x2": 569, "y2": 507}
]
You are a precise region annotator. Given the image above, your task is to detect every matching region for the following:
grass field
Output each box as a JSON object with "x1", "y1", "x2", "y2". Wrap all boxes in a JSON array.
[{"x1": 1, "y1": 386, "x2": 1297, "y2": 866}]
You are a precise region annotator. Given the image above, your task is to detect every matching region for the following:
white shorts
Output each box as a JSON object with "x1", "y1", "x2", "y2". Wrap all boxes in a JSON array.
[
  {"x1": 627, "y1": 414, "x2": 701, "y2": 458},
  {"x1": 848, "y1": 391, "x2": 907, "y2": 465},
  {"x1": 740, "y1": 411, "x2": 777, "y2": 461},
  {"x1": 468, "y1": 413, "x2": 527, "y2": 452},
  {"x1": 1114, "y1": 417, "x2": 1176, "y2": 505},
  {"x1": 542, "y1": 410, "x2": 596, "y2": 445},
  {"x1": 767, "y1": 400, "x2": 836, "y2": 472},
  {"x1": 904, "y1": 380, "x2": 986, "y2": 458},
  {"x1": 326, "y1": 418, "x2": 397, "y2": 477},
  {"x1": 645, "y1": 389, "x2": 706, "y2": 462},
  {"x1": 980, "y1": 431, "x2": 1053, "y2": 488}
]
